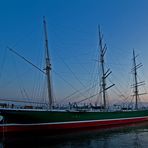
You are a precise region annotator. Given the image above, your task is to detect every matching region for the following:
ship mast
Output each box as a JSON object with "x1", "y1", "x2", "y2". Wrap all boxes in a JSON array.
[
  {"x1": 132, "y1": 50, "x2": 146, "y2": 110},
  {"x1": 43, "y1": 17, "x2": 53, "y2": 109},
  {"x1": 98, "y1": 26, "x2": 114, "y2": 111},
  {"x1": 133, "y1": 50, "x2": 139, "y2": 110}
]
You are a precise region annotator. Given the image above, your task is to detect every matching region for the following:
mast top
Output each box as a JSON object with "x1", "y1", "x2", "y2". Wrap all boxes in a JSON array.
[{"x1": 43, "y1": 17, "x2": 50, "y2": 61}]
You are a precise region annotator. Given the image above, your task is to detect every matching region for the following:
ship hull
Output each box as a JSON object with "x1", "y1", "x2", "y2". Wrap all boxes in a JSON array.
[
  {"x1": 0, "y1": 109, "x2": 148, "y2": 134},
  {"x1": 0, "y1": 116, "x2": 148, "y2": 133}
]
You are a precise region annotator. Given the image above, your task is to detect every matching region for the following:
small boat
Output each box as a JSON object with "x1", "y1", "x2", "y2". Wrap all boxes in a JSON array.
[{"x1": 0, "y1": 19, "x2": 148, "y2": 135}]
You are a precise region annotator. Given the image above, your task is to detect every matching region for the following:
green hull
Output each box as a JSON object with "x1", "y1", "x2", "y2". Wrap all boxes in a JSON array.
[{"x1": 1, "y1": 109, "x2": 148, "y2": 124}]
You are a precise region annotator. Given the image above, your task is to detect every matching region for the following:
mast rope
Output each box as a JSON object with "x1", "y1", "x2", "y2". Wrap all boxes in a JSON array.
[
  {"x1": 59, "y1": 81, "x2": 100, "y2": 104},
  {"x1": 57, "y1": 54, "x2": 86, "y2": 88},
  {"x1": 53, "y1": 70, "x2": 87, "y2": 99}
]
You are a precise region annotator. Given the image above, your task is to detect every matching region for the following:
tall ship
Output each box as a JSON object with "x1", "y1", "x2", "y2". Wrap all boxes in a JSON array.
[{"x1": 0, "y1": 19, "x2": 148, "y2": 135}]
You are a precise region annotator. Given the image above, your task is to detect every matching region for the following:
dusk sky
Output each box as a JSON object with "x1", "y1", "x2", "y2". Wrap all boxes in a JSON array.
[{"x1": 0, "y1": 0, "x2": 148, "y2": 106}]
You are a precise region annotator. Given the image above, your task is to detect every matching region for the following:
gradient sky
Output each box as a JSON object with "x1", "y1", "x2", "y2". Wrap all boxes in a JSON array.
[{"x1": 0, "y1": 0, "x2": 148, "y2": 105}]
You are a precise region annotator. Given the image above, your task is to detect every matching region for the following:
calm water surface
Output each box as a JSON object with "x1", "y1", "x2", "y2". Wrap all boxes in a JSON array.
[{"x1": 1, "y1": 122, "x2": 148, "y2": 148}]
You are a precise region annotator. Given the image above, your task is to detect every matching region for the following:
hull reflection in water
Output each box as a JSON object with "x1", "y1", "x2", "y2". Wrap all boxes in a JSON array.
[{"x1": 1, "y1": 122, "x2": 148, "y2": 148}]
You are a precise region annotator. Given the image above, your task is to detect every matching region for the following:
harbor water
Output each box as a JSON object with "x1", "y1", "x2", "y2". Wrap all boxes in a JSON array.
[{"x1": 1, "y1": 122, "x2": 148, "y2": 148}]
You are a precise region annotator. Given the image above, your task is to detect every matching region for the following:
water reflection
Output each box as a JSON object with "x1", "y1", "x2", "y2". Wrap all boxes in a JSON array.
[{"x1": 1, "y1": 122, "x2": 148, "y2": 148}]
